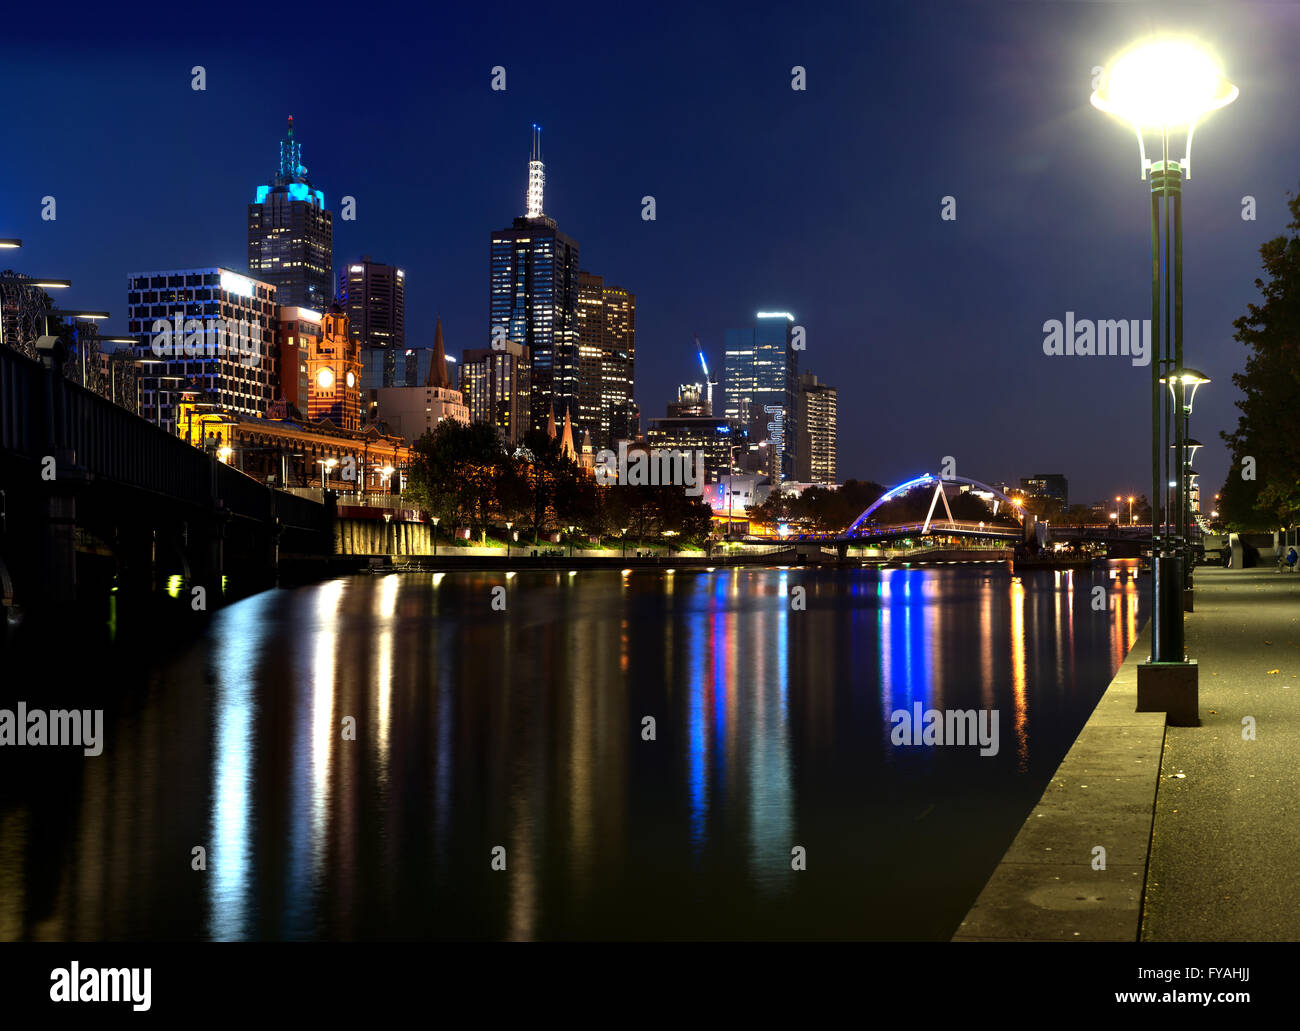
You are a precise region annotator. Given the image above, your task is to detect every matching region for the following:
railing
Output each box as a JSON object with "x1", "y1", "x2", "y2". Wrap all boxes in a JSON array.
[
  {"x1": 283, "y1": 487, "x2": 406, "y2": 509},
  {"x1": 828, "y1": 519, "x2": 1022, "y2": 542},
  {"x1": 0, "y1": 341, "x2": 39, "y2": 457},
  {"x1": 711, "y1": 544, "x2": 794, "y2": 558},
  {"x1": 872, "y1": 543, "x2": 1012, "y2": 558},
  {"x1": 1, "y1": 346, "x2": 328, "y2": 534}
]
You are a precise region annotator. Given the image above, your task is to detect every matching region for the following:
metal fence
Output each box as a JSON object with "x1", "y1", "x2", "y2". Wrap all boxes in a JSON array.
[{"x1": 1, "y1": 345, "x2": 328, "y2": 534}]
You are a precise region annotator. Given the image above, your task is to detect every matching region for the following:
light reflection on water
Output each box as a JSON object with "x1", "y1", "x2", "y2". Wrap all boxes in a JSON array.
[{"x1": 0, "y1": 563, "x2": 1145, "y2": 941}]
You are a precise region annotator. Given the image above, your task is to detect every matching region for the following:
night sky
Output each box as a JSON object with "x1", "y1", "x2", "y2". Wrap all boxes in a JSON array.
[{"x1": 2, "y1": 0, "x2": 1297, "y2": 506}]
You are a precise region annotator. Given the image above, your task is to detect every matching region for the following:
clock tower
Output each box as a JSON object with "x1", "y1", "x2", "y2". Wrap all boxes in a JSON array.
[{"x1": 309, "y1": 303, "x2": 362, "y2": 430}]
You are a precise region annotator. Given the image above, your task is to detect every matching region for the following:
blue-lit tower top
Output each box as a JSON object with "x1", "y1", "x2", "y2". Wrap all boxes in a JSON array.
[
  {"x1": 254, "y1": 115, "x2": 325, "y2": 209},
  {"x1": 280, "y1": 114, "x2": 303, "y2": 180}
]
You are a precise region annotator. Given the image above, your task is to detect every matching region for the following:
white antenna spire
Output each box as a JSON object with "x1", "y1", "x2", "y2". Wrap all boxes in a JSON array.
[{"x1": 526, "y1": 124, "x2": 545, "y2": 218}]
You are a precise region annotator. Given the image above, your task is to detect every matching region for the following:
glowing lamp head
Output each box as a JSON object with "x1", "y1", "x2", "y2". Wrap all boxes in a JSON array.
[
  {"x1": 1160, "y1": 367, "x2": 1211, "y2": 410},
  {"x1": 1091, "y1": 39, "x2": 1237, "y2": 131},
  {"x1": 1092, "y1": 38, "x2": 1236, "y2": 179}
]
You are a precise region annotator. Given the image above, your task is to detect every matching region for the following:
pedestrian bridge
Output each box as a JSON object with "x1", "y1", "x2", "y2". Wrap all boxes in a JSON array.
[{"x1": 825, "y1": 473, "x2": 1035, "y2": 545}]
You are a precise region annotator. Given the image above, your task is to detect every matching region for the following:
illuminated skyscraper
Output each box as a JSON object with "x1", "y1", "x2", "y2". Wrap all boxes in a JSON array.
[
  {"x1": 338, "y1": 256, "x2": 405, "y2": 389},
  {"x1": 489, "y1": 125, "x2": 580, "y2": 436},
  {"x1": 460, "y1": 339, "x2": 531, "y2": 445},
  {"x1": 126, "y1": 266, "x2": 278, "y2": 433},
  {"x1": 248, "y1": 116, "x2": 333, "y2": 310},
  {"x1": 795, "y1": 371, "x2": 837, "y2": 483},
  {"x1": 576, "y1": 270, "x2": 636, "y2": 450},
  {"x1": 724, "y1": 312, "x2": 798, "y2": 479}
]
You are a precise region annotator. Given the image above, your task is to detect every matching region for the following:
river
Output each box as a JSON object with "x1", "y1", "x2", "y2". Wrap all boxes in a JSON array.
[{"x1": 0, "y1": 562, "x2": 1146, "y2": 940}]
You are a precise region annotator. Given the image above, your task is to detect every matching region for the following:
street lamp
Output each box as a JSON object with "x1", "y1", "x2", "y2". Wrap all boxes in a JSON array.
[
  {"x1": 0, "y1": 264, "x2": 71, "y2": 349},
  {"x1": 505, "y1": 520, "x2": 513, "y2": 558},
  {"x1": 567, "y1": 524, "x2": 576, "y2": 558},
  {"x1": 318, "y1": 457, "x2": 338, "y2": 493},
  {"x1": 128, "y1": 358, "x2": 166, "y2": 423},
  {"x1": 621, "y1": 526, "x2": 629, "y2": 558},
  {"x1": 50, "y1": 310, "x2": 110, "y2": 385},
  {"x1": 1092, "y1": 37, "x2": 1235, "y2": 709},
  {"x1": 1162, "y1": 370, "x2": 1211, "y2": 585},
  {"x1": 154, "y1": 374, "x2": 186, "y2": 430},
  {"x1": 432, "y1": 515, "x2": 440, "y2": 556},
  {"x1": 100, "y1": 338, "x2": 146, "y2": 411}
]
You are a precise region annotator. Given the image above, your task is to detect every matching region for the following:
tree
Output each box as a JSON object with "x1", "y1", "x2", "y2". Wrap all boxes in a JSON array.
[
  {"x1": 518, "y1": 428, "x2": 585, "y2": 541},
  {"x1": 406, "y1": 420, "x2": 508, "y2": 534},
  {"x1": 1018, "y1": 494, "x2": 1062, "y2": 520},
  {"x1": 1062, "y1": 504, "x2": 1095, "y2": 527},
  {"x1": 1221, "y1": 182, "x2": 1300, "y2": 529}
]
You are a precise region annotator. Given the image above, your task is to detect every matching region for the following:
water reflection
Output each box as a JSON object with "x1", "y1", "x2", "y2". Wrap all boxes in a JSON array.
[
  {"x1": 1, "y1": 563, "x2": 1147, "y2": 941},
  {"x1": 208, "y1": 591, "x2": 271, "y2": 940}
]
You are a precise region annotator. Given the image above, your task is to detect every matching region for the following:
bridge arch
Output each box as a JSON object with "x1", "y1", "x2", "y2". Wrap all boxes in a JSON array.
[{"x1": 845, "y1": 474, "x2": 1026, "y2": 535}]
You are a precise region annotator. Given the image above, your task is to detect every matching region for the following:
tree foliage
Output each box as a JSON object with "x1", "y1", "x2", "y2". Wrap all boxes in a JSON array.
[
  {"x1": 1221, "y1": 184, "x2": 1300, "y2": 529},
  {"x1": 749, "y1": 478, "x2": 888, "y2": 531},
  {"x1": 404, "y1": 420, "x2": 713, "y2": 545}
]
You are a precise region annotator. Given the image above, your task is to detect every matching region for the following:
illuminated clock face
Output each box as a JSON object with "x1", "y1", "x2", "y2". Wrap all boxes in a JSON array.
[
  {"x1": 346, "y1": 371, "x2": 356, "y2": 389},
  {"x1": 317, "y1": 367, "x2": 335, "y2": 390}
]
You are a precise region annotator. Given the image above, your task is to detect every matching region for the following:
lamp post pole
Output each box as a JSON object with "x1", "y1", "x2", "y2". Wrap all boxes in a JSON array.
[
  {"x1": 1092, "y1": 38, "x2": 1235, "y2": 724},
  {"x1": 1144, "y1": 154, "x2": 1185, "y2": 662}
]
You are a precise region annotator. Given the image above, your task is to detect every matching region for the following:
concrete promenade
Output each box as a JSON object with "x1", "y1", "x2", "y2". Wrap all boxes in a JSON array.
[
  {"x1": 1142, "y1": 565, "x2": 1300, "y2": 940},
  {"x1": 953, "y1": 624, "x2": 1166, "y2": 941},
  {"x1": 955, "y1": 564, "x2": 1300, "y2": 941}
]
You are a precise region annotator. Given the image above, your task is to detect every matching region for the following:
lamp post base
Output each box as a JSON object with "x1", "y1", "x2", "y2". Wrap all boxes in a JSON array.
[{"x1": 1137, "y1": 659, "x2": 1199, "y2": 726}]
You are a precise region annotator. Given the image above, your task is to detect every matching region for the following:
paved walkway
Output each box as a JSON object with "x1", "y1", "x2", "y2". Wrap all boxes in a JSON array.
[
  {"x1": 953, "y1": 624, "x2": 1165, "y2": 941},
  {"x1": 1142, "y1": 565, "x2": 1300, "y2": 940},
  {"x1": 956, "y1": 563, "x2": 1300, "y2": 942}
]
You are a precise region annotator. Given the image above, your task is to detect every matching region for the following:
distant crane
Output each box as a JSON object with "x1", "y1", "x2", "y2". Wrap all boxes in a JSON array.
[{"x1": 695, "y1": 335, "x2": 717, "y2": 416}]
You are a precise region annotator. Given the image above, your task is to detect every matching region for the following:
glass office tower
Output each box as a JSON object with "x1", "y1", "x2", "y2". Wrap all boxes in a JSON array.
[
  {"x1": 489, "y1": 126, "x2": 581, "y2": 436},
  {"x1": 248, "y1": 116, "x2": 333, "y2": 310},
  {"x1": 723, "y1": 312, "x2": 798, "y2": 479}
]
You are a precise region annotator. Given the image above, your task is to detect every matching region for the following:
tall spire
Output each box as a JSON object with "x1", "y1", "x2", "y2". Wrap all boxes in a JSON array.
[
  {"x1": 560, "y1": 405, "x2": 575, "y2": 459},
  {"x1": 278, "y1": 114, "x2": 306, "y2": 184},
  {"x1": 525, "y1": 123, "x2": 545, "y2": 218},
  {"x1": 427, "y1": 315, "x2": 450, "y2": 389}
]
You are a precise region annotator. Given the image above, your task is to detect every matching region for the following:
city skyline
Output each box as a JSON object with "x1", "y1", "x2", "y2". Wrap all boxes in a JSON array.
[
  {"x1": 2, "y1": 2, "x2": 1295, "y2": 503},
  {"x1": 4, "y1": 0, "x2": 1300, "y2": 975}
]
